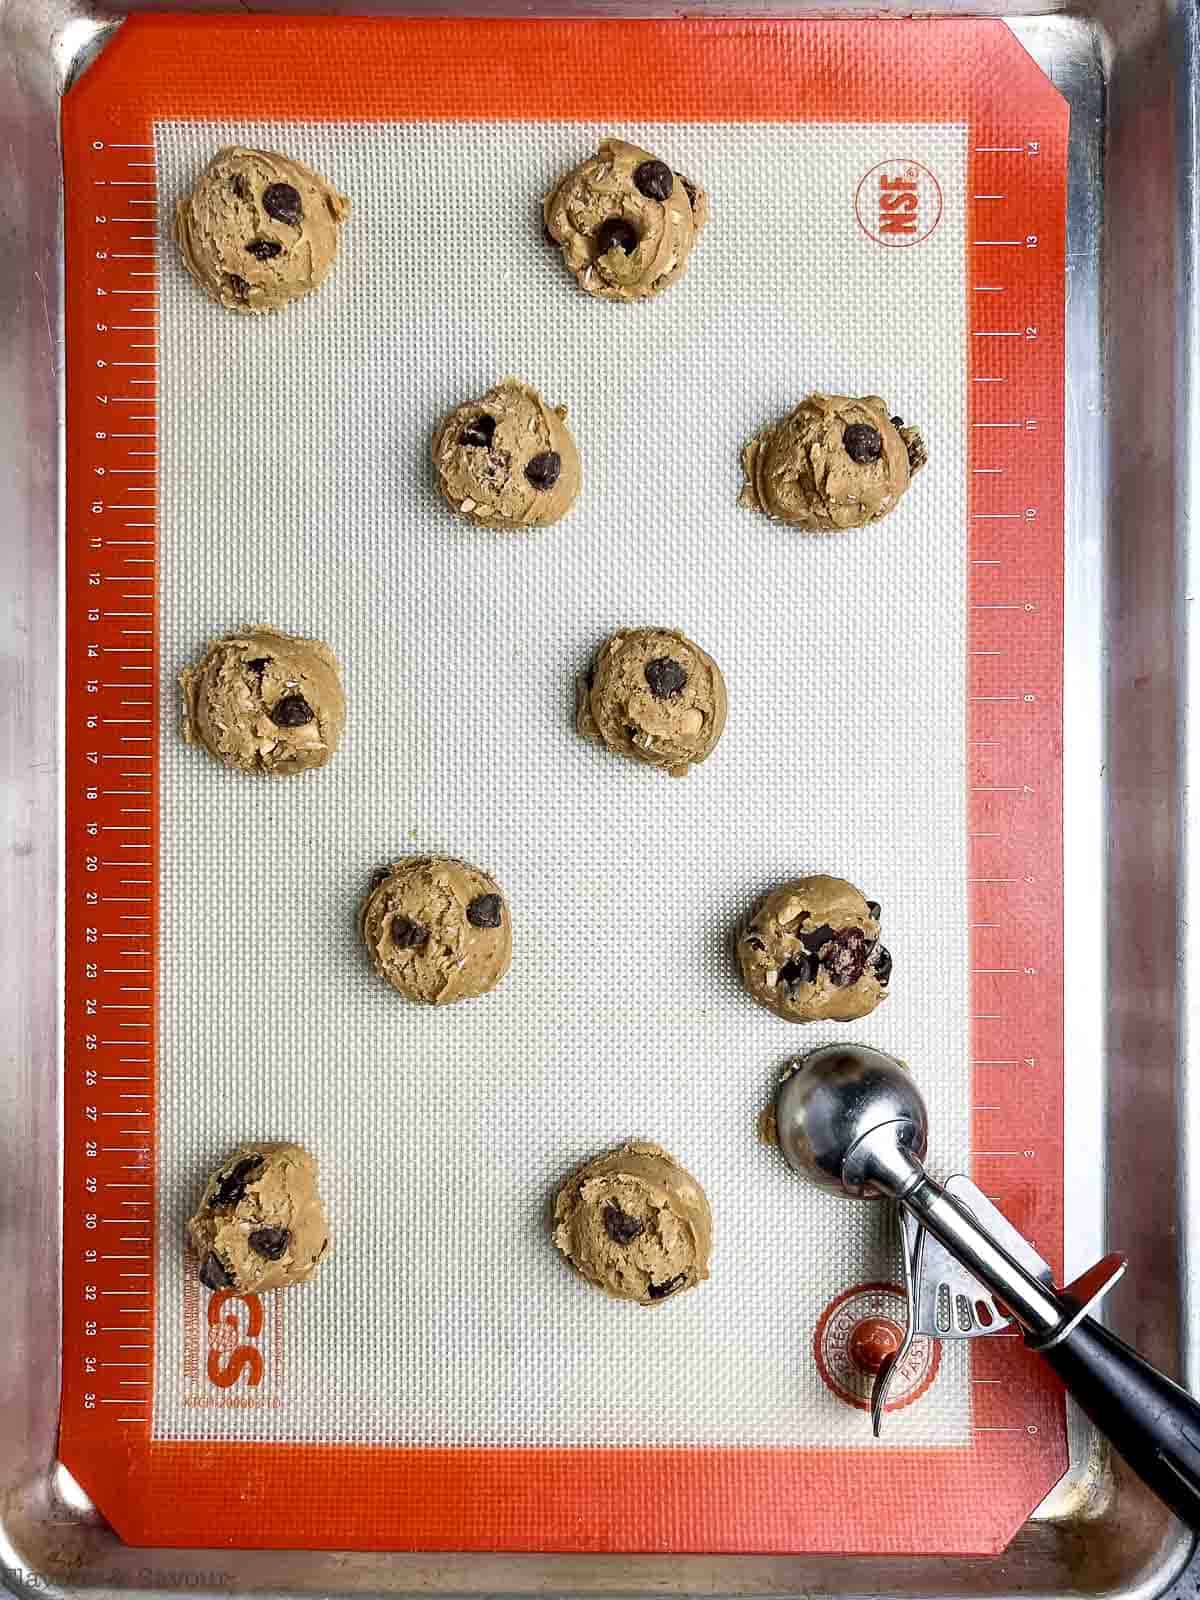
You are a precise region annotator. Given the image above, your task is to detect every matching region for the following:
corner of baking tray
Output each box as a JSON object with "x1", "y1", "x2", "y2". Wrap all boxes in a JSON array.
[
  {"x1": 0, "y1": 1466, "x2": 117, "y2": 1600},
  {"x1": 0, "y1": 0, "x2": 121, "y2": 102},
  {"x1": 54, "y1": 10, "x2": 123, "y2": 98},
  {"x1": 1006, "y1": 9, "x2": 1114, "y2": 84}
]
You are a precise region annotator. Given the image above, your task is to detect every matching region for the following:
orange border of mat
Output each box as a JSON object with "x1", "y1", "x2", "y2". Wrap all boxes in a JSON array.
[{"x1": 61, "y1": 15, "x2": 1069, "y2": 1554}]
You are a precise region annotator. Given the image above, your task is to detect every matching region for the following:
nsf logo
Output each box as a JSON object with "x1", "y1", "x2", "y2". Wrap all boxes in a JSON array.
[{"x1": 854, "y1": 159, "x2": 944, "y2": 248}]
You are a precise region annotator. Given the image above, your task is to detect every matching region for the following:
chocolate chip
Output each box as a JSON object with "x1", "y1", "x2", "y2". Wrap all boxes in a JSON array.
[
  {"x1": 248, "y1": 1227, "x2": 291, "y2": 1261},
  {"x1": 542, "y1": 220, "x2": 557, "y2": 245},
  {"x1": 869, "y1": 944, "x2": 892, "y2": 986},
  {"x1": 890, "y1": 416, "x2": 904, "y2": 428},
  {"x1": 461, "y1": 413, "x2": 497, "y2": 449},
  {"x1": 214, "y1": 1154, "x2": 264, "y2": 1207},
  {"x1": 391, "y1": 916, "x2": 428, "y2": 949},
  {"x1": 822, "y1": 927, "x2": 870, "y2": 988},
  {"x1": 370, "y1": 865, "x2": 392, "y2": 890},
  {"x1": 246, "y1": 237, "x2": 283, "y2": 261},
  {"x1": 778, "y1": 953, "x2": 818, "y2": 989},
  {"x1": 644, "y1": 657, "x2": 688, "y2": 699},
  {"x1": 224, "y1": 273, "x2": 250, "y2": 302},
  {"x1": 262, "y1": 182, "x2": 302, "y2": 226},
  {"x1": 843, "y1": 423, "x2": 883, "y2": 464},
  {"x1": 647, "y1": 1274, "x2": 687, "y2": 1301},
  {"x1": 584, "y1": 664, "x2": 595, "y2": 692},
  {"x1": 595, "y1": 216, "x2": 639, "y2": 255},
  {"x1": 466, "y1": 893, "x2": 503, "y2": 929},
  {"x1": 799, "y1": 923, "x2": 836, "y2": 954},
  {"x1": 602, "y1": 1202, "x2": 645, "y2": 1246},
  {"x1": 245, "y1": 657, "x2": 270, "y2": 680},
  {"x1": 745, "y1": 934, "x2": 765, "y2": 953},
  {"x1": 270, "y1": 694, "x2": 314, "y2": 728},
  {"x1": 677, "y1": 174, "x2": 700, "y2": 212},
  {"x1": 633, "y1": 159, "x2": 674, "y2": 202},
  {"x1": 199, "y1": 1252, "x2": 234, "y2": 1291},
  {"x1": 525, "y1": 451, "x2": 561, "y2": 491},
  {"x1": 867, "y1": 901, "x2": 882, "y2": 921},
  {"x1": 231, "y1": 173, "x2": 252, "y2": 203}
]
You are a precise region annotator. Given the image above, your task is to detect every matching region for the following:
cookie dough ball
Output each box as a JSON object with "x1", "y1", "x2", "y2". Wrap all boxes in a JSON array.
[
  {"x1": 432, "y1": 378, "x2": 581, "y2": 529},
  {"x1": 737, "y1": 875, "x2": 891, "y2": 1023},
  {"x1": 180, "y1": 626, "x2": 345, "y2": 776},
  {"x1": 188, "y1": 1142, "x2": 329, "y2": 1294},
  {"x1": 174, "y1": 146, "x2": 350, "y2": 313},
  {"x1": 553, "y1": 1142, "x2": 712, "y2": 1306},
  {"x1": 360, "y1": 855, "x2": 512, "y2": 1005},
  {"x1": 740, "y1": 393, "x2": 927, "y2": 532},
  {"x1": 577, "y1": 627, "x2": 727, "y2": 777},
  {"x1": 543, "y1": 136, "x2": 708, "y2": 303}
]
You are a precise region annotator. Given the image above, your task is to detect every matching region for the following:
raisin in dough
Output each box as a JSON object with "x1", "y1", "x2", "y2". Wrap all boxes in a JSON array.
[
  {"x1": 543, "y1": 136, "x2": 709, "y2": 303},
  {"x1": 740, "y1": 393, "x2": 928, "y2": 532},
  {"x1": 553, "y1": 1142, "x2": 712, "y2": 1306},
  {"x1": 174, "y1": 146, "x2": 350, "y2": 314},
  {"x1": 180, "y1": 627, "x2": 345, "y2": 776},
  {"x1": 737, "y1": 875, "x2": 892, "y2": 1023},
  {"x1": 432, "y1": 378, "x2": 581, "y2": 530},
  {"x1": 360, "y1": 855, "x2": 512, "y2": 1005},
  {"x1": 188, "y1": 1142, "x2": 330, "y2": 1295},
  {"x1": 577, "y1": 627, "x2": 727, "y2": 777}
]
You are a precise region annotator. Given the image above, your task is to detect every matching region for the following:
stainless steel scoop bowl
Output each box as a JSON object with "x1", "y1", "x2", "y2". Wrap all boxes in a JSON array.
[{"x1": 773, "y1": 1042, "x2": 928, "y2": 1198}]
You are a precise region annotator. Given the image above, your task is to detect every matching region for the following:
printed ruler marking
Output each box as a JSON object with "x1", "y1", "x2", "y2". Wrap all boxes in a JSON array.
[
  {"x1": 966, "y1": 126, "x2": 1064, "y2": 1446},
  {"x1": 63, "y1": 132, "x2": 160, "y2": 1453}
]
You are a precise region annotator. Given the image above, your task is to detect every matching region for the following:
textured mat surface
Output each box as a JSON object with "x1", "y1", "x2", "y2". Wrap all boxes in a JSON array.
[{"x1": 153, "y1": 115, "x2": 969, "y2": 1449}]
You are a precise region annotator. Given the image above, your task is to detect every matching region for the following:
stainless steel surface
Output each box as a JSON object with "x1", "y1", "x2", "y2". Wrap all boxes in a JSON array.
[
  {"x1": 908, "y1": 1190, "x2": 1017, "y2": 1337},
  {"x1": 773, "y1": 1043, "x2": 929, "y2": 1199},
  {"x1": 901, "y1": 1175, "x2": 1065, "y2": 1338},
  {"x1": 940, "y1": 1176, "x2": 1057, "y2": 1295},
  {"x1": 911, "y1": 1189, "x2": 1128, "y2": 1349},
  {"x1": 872, "y1": 1212, "x2": 921, "y2": 1433},
  {"x1": 1, "y1": 0, "x2": 1196, "y2": 1595},
  {"x1": 1048, "y1": 1251, "x2": 1131, "y2": 1349}
]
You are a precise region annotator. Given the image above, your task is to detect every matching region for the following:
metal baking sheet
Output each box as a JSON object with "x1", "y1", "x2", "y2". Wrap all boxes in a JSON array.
[{"x1": 3, "y1": 0, "x2": 1195, "y2": 1595}]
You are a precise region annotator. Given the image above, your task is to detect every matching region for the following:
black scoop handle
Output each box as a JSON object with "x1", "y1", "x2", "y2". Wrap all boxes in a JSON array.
[{"x1": 1042, "y1": 1316, "x2": 1200, "y2": 1528}]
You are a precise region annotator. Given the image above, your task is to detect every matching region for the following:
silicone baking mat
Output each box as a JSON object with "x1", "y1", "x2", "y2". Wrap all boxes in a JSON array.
[{"x1": 59, "y1": 16, "x2": 1068, "y2": 1555}]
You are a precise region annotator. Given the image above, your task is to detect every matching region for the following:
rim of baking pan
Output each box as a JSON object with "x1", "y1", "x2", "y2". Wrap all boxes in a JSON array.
[{"x1": 0, "y1": 0, "x2": 1195, "y2": 1595}]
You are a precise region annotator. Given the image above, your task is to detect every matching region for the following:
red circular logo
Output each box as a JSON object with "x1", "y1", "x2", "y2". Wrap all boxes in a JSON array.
[
  {"x1": 814, "y1": 1282, "x2": 940, "y2": 1414},
  {"x1": 854, "y1": 160, "x2": 943, "y2": 248}
]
